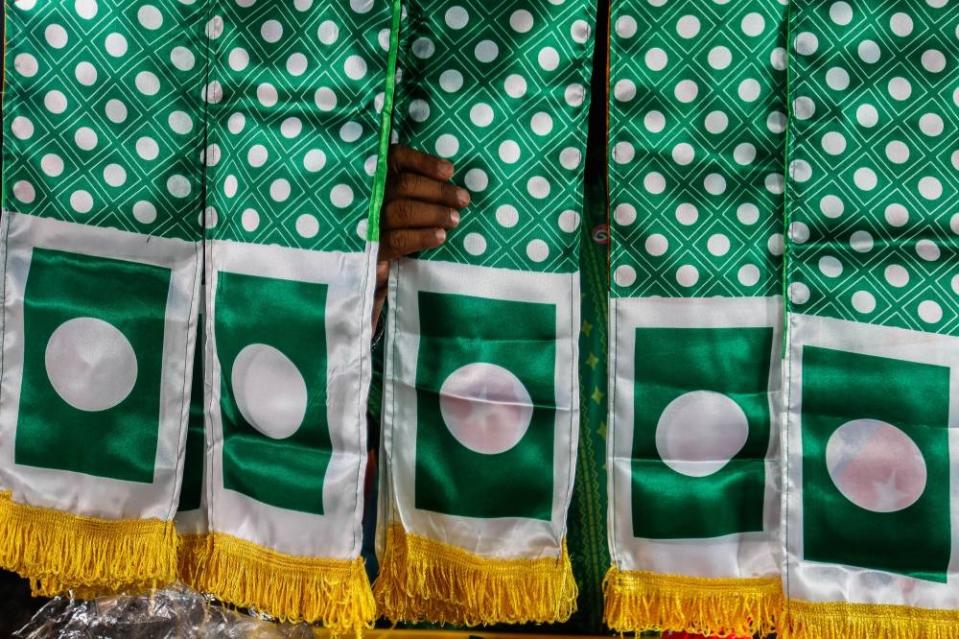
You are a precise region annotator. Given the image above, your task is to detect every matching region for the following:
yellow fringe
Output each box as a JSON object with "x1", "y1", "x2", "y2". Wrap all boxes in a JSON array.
[
  {"x1": 0, "y1": 491, "x2": 178, "y2": 596},
  {"x1": 188, "y1": 531, "x2": 375, "y2": 635},
  {"x1": 783, "y1": 599, "x2": 959, "y2": 639},
  {"x1": 177, "y1": 532, "x2": 211, "y2": 589},
  {"x1": 373, "y1": 523, "x2": 577, "y2": 626},
  {"x1": 602, "y1": 565, "x2": 782, "y2": 637}
]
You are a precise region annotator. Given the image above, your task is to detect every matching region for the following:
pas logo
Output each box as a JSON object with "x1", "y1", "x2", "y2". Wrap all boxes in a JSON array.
[
  {"x1": 801, "y1": 346, "x2": 951, "y2": 581},
  {"x1": 631, "y1": 326, "x2": 774, "y2": 539},
  {"x1": 414, "y1": 291, "x2": 557, "y2": 520},
  {"x1": 16, "y1": 248, "x2": 171, "y2": 483}
]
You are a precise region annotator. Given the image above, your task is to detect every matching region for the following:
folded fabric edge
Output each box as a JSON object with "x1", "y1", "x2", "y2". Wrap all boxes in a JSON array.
[
  {"x1": 373, "y1": 523, "x2": 577, "y2": 627},
  {"x1": 602, "y1": 566, "x2": 781, "y2": 637},
  {"x1": 782, "y1": 599, "x2": 959, "y2": 639},
  {"x1": 184, "y1": 531, "x2": 374, "y2": 634},
  {"x1": 0, "y1": 490, "x2": 178, "y2": 596}
]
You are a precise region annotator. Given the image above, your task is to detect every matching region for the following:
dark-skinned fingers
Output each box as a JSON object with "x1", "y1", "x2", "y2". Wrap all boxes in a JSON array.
[
  {"x1": 382, "y1": 199, "x2": 460, "y2": 230},
  {"x1": 386, "y1": 172, "x2": 469, "y2": 208},
  {"x1": 379, "y1": 228, "x2": 446, "y2": 262},
  {"x1": 388, "y1": 144, "x2": 454, "y2": 181}
]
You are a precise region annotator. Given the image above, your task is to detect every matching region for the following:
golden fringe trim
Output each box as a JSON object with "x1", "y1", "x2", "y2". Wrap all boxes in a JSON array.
[
  {"x1": 373, "y1": 523, "x2": 577, "y2": 626},
  {"x1": 783, "y1": 599, "x2": 959, "y2": 639},
  {"x1": 177, "y1": 532, "x2": 211, "y2": 589},
  {"x1": 0, "y1": 491, "x2": 178, "y2": 597},
  {"x1": 188, "y1": 531, "x2": 375, "y2": 635},
  {"x1": 602, "y1": 566, "x2": 782, "y2": 637}
]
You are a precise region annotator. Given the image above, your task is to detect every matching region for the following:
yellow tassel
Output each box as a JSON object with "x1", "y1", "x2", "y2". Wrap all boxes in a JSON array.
[
  {"x1": 188, "y1": 531, "x2": 375, "y2": 635},
  {"x1": 373, "y1": 523, "x2": 577, "y2": 626},
  {"x1": 177, "y1": 532, "x2": 212, "y2": 588},
  {"x1": 0, "y1": 491, "x2": 178, "y2": 596},
  {"x1": 782, "y1": 599, "x2": 959, "y2": 639},
  {"x1": 602, "y1": 565, "x2": 782, "y2": 637}
]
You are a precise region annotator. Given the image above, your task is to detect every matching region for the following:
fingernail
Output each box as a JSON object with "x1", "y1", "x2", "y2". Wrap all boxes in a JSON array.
[
  {"x1": 440, "y1": 160, "x2": 455, "y2": 176},
  {"x1": 435, "y1": 229, "x2": 447, "y2": 243},
  {"x1": 456, "y1": 188, "x2": 470, "y2": 206},
  {"x1": 450, "y1": 211, "x2": 460, "y2": 226}
]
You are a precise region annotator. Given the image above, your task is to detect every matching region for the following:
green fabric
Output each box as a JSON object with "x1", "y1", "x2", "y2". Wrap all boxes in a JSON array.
[
  {"x1": 608, "y1": 0, "x2": 787, "y2": 298},
  {"x1": 801, "y1": 346, "x2": 951, "y2": 583},
  {"x1": 216, "y1": 272, "x2": 332, "y2": 516},
  {"x1": 786, "y1": 0, "x2": 959, "y2": 335},
  {"x1": 16, "y1": 248, "x2": 170, "y2": 483},
  {"x1": 630, "y1": 327, "x2": 773, "y2": 540},
  {"x1": 391, "y1": 0, "x2": 595, "y2": 273},
  {"x1": 3, "y1": 0, "x2": 209, "y2": 240},
  {"x1": 414, "y1": 292, "x2": 557, "y2": 521}
]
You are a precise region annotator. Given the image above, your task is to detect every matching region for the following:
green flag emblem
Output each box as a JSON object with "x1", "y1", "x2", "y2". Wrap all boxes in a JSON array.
[
  {"x1": 215, "y1": 272, "x2": 331, "y2": 515},
  {"x1": 801, "y1": 346, "x2": 951, "y2": 582},
  {"x1": 631, "y1": 326, "x2": 773, "y2": 539},
  {"x1": 15, "y1": 248, "x2": 171, "y2": 483},
  {"x1": 414, "y1": 291, "x2": 557, "y2": 520}
]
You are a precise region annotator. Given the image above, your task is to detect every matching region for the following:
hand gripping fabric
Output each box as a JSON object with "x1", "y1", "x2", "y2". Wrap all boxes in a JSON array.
[
  {"x1": 604, "y1": 0, "x2": 788, "y2": 636},
  {"x1": 374, "y1": 0, "x2": 595, "y2": 625}
]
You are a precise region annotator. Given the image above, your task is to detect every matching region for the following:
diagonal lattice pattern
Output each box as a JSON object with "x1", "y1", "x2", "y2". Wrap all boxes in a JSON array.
[
  {"x1": 608, "y1": 0, "x2": 788, "y2": 298},
  {"x1": 4, "y1": 0, "x2": 210, "y2": 241},
  {"x1": 391, "y1": 0, "x2": 595, "y2": 273},
  {"x1": 787, "y1": 0, "x2": 959, "y2": 336}
]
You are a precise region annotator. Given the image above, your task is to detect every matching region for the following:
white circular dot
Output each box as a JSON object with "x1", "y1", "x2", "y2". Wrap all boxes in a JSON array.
[
  {"x1": 614, "y1": 265, "x2": 637, "y2": 287},
  {"x1": 136, "y1": 137, "x2": 159, "y2": 161},
  {"x1": 644, "y1": 110, "x2": 665, "y2": 133},
  {"x1": 794, "y1": 31, "x2": 818, "y2": 55},
  {"x1": 14, "y1": 53, "x2": 39, "y2": 77},
  {"x1": 12, "y1": 180, "x2": 35, "y2": 204},
  {"x1": 439, "y1": 363, "x2": 533, "y2": 455},
  {"x1": 228, "y1": 112, "x2": 246, "y2": 134},
  {"x1": 885, "y1": 264, "x2": 910, "y2": 287},
  {"x1": 790, "y1": 159, "x2": 813, "y2": 183},
  {"x1": 614, "y1": 79, "x2": 636, "y2": 102},
  {"x1": 75, "y1": 127, "x2": 98, "y2": 150},
  {"x1": 331, "y1": 184, "x2": 354, "y2": 208},
  {"x1": 655, "y1": 391, "x2": 749, "y2": 478},
  {"x1": 445, "y1": 6, "x2": 469, "y2": 29},
  {"x1": 281, "y1": 117, "x2": 302, "y2": 139},
  {"x1": 614, "y1": 203, "x2": 636, "y2": 226},
  {"x1": 340, "y1": 121, "x2": 362, "y2": 142},
  {"x1": 885, "y1": 204, "x2": 909, "y2": 227},
  {"x1": 510, "y1": 9, "x2": 534, "y2": 32},
  {"x1": 789, "y1": 282, "x2": 810, "y2": 305},
  {"x1": 922, "y1": 49, "x2": 946, "y2": 73},
  {"x1": 475, "y1": 40, "x2": 498, "y2": 63},
  {"x1": 527, "y1": 176, "x2": 549, "y2": 198},
  {"x1": 672, "y1": 143, "x2": 694, "y2": 166},
  {"x1": 171, "y1": 46, "x2": 196, "y2": 71},
  {"x1": 466, "y1": 169, "x2": 489, "y2": 192},
  {"x1": 916, "y1": 239, "x2": 941, "y2": 261},
  {"x1": 742, "y1": 12, "x2": 765, "y2": 36},
  {"x1": 70, "y1": 190, "x2": 94, "y2": 213},
  {"x1": 819, "y1": 255, "x2": 843, "y2": 278},
  {"x1": 826, "y1": 67, "x2": 850, "y2": 91},
  {"x1": 413, "y1": 37, "x2": 435, "y2": 59},
  {"x1": 538, "y1": 46, "x2": 560, "y2": 71},
  {"x1": 771, "y1": 47, "x2": 786, "y2": 70},
  {"x1": 645, "y1": 233, "x2": 668, "y2": 256},
  {"x1": 315, "y1": 87, "x2": 337, "y2": 111},
  {"x1": 133, "y1": 200, "x2": 157, "y2": 224},
  {"x1": 853, "y1": 167, "x2": 877, "y2": 190},
  {"x1": 616, "y1": 15, "x2": 637, "y2": 38},
  {"x1": 707, "y1": 46, "x2": 731, "y2": 70},
  {"x1": 232, "y1": 344, "x2": 307, "y2": 439},
  {"x1": 822, "y1": 131, "x2": 847, "y2": 155},
  {"x1": 737, "y1": 203, "x2": 759, "y2": 225},
  {"x1": 856, "y1": 104, "x2": 879, "y2": 127},
  {"x1": 295, "y1": 214, "x2": 319, "y2": 239},
  {"x1": 167, "y1": 175, "x2": 191, "y2": 198},
  {"x1": 75, "y1": 0, "x2": 98, "y2": 13},
  {"x1": 645, "y1": 172, "x2": 666, "y2": 194},
  {"x1": 614, "y1": 141, "x2": 635, "y2": 164},
  {"x1": 463, "y1": 232, "x2": 487, "y2": 256},
  {"x1": 920, "y1": 113, "x2": 944, "y2": 136},
  {"x1": 41, "y1": 153, "x2": 64, "y2": 177},
  {"x1": 261, "y1": 19, "x2": 283, "y2": 43},
  {"x1": 531, "y1": 111, "x2": 553, "y2": 135},
  {"x1": 138, "y1": 5, "x2": 163, "y2": 29},
  {"x1": 135, "y1": 71, "x2": 160, "y2": 95},
  {"x1": 734, "y1": 143, "x2": 756, "y2": 165},
  {"x1": 496, "y1": 205, "x2": 519, "y2": 228},
  {"x1": 257, "y1": 83, "x2": 278, "y2": 107},
  {"x1": 247, "y1": 144, "x2": 268, "y2": 167},
  {"x1": 738, "y1": 264, "x2": 760, "y2": 287},
  {"x1": 738, "y1": 79, "x2": 761, "y2": 102},
  {"x1": 851, "y1": 290, "x2": 876, "y2": 314},
  {"x1": 498, "y1": 140, "x2": 521, "y2": 164},
  {"x1": 891, "y1": 12, "x2": 913, "y2": 36},
  {"x1": 918, "y1": 300, "x2": 943, "y2": 324},
  {"x1": 558, "y1": 210, "x2": 580, "y2": 233},
  {"x1": 45, "y1": 318, "x2": 137, "y2": 412},
  {"x1": 767, "y1": 111, "x2": 787, "y2": 134},
  {"x1": 676, "y1": 265, "x2": 699, "y2": 287},
  {"x1": 318, "y1": 20, "x2": 339, "y2": 44},
  {"x1": 565, "y1": 83, "x2": 585, "y2": 107},
  {"x1": 74, "y1": 61, "x2": 97, "y2": 86},
  {"x1": 168, "y1": 110, "x2": 193, "y2": 134},
  {"x1": 705, "y1": 111, "x2": 729, "y2": 134},
  {"x1": 885, "y1": 140, "x2": 909, "y2": 164},
  {"x1": 560, "y1": 147, "x2": 582, "y2": 170},
  {"x1": 526, "y1": 239, "x2": 549, "y2": 263},
  {"x1": 830, "y1": 1, "x2": 853, "y2": 24},
  {"x1": 850, "y1": 230, "x2": 873, "y2": 253},
  {"x1": 675, "y1": 79, "x2": 698, "y2": 103},
  {"x1": 919, "y1": 176, "x2": 943, "y2": 200},
  {"x1": 105, "y1": 98, "x2": 127, "y2": 123},
  {"x1": 707, "y1": 233, "x2": 730, "y2": 256},
  {"x1": 286, "y1": 52, "x2": 308, "y2": 76},
  {"x1": 504, "y1": 73, "x2": 526, "y2": 98},
  {"x1": 645, "y1": 47, "x2": 668, "y2": 71},
  {"x1": 791, "y1": 222, "x2": 811, "y2": 244},
  {"x1": 270, "y1": 178, "x2": 291, "y2": 202},
  {"x1": 344, "y1": 54, "x2": 367, "y2": 80},
  {"x1": 103, "y1": 163, "x2": 126, "y2": 187},
  {"x1": 435, "y1": 133, "x2": 459, "y2": 158},
  {"x1": 704, "y1": 173, "x2": 726, "y2": 195}
]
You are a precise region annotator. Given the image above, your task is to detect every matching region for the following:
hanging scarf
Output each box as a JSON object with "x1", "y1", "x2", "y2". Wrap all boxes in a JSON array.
[
  {"x1": 602, "y1": 0, "x2": 786, "y2": 635},
  {"x1": 0, "y1": 0, "x2": 400, "y2": 632},
  {"x1": 372, "y1": 0, "x2": 594, "y2": 624}
]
